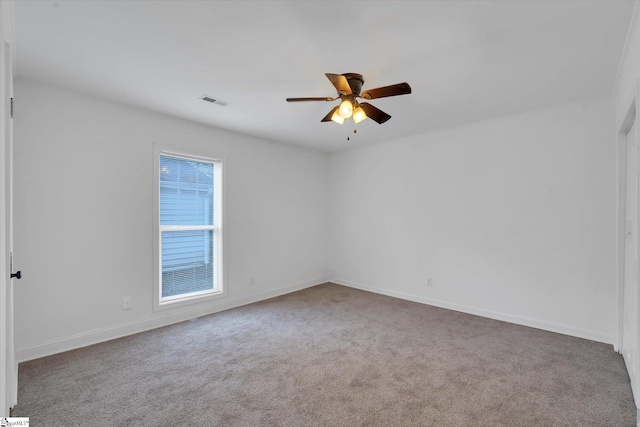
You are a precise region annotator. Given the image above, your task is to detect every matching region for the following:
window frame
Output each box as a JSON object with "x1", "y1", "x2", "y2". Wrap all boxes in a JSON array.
[{"x1": 152, "y1": 146, "x2": 225, "y2": 312}]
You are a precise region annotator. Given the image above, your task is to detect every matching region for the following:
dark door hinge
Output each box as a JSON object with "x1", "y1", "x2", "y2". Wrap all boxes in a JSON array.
[{"x1": 10, "y1": 97, "x2": 13, "y2": 118}]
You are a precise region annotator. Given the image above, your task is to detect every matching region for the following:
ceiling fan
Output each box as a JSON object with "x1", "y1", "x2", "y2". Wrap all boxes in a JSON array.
[{"x1": 286, "y1": 73, "x2": 411, "y2": 125}]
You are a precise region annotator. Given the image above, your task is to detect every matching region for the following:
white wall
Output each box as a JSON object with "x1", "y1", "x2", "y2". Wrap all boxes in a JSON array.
[
  {"x1": 614, "y1": 2, "x2": 639, "y2": 129},
  {"x1": 329, "y1": 97, "x2": 617, "y2": 344},
  {"x1": 13, "y1": 79, "x2": 329, "y2": 361}
]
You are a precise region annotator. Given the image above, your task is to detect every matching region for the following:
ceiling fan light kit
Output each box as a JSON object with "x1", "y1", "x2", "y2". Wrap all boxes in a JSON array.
[{"x1": 286, "y1": 73, "x2": 412, "y2": 134}]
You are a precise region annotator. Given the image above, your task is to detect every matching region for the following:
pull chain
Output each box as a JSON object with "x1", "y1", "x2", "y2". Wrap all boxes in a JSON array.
[{"x1": 347, "y1": 119, "x2": 357, "y2": 141}]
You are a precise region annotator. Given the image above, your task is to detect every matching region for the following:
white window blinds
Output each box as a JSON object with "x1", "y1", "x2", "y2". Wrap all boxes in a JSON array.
[{"x1": 159, "y1": 154, "x2": 221, "y2": 302}]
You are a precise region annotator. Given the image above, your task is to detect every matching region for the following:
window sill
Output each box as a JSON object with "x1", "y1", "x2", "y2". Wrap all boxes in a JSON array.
[{"x1": 153, "y1": 289, "x2": 226, "y2": 313}]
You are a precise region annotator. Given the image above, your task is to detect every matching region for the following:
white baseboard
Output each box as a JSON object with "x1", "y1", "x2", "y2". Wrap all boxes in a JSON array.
[
  {"x1": 17, "y1": 277, "x2": 326, "y2": 362},
  {"x1": 331, "y1": 278, "x2": 614, "y2": 345}
]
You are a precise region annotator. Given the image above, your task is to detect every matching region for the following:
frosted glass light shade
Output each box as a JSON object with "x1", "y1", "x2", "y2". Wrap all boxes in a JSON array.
[
  {"x1": 352, "y1": 106, "x2": 367, "y2": 124},
  {"x1": 331, "y1": 110, "x2": 345, "y2": 124},
  {"x1": 338, "y1": 99, "x2": 353, "y2": 118}
]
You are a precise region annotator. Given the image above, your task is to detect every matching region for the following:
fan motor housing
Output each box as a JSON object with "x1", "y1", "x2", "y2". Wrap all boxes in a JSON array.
[{"x1": 342, "y1": 73, "x2": 364, "y2": 95}]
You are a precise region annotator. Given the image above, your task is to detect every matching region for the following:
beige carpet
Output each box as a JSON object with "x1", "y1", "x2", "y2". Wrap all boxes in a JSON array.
[{"x1": 14, "y1": 283, "x2": 636, "y2": 426}]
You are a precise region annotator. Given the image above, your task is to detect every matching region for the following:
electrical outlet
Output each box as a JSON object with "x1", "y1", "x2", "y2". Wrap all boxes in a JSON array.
[
  {"x1": 122, "y1": 296, "x2": 133, "y2": 310},
  {"x1": 426, "y1": 278, "x2": 433, "y2": 287}
]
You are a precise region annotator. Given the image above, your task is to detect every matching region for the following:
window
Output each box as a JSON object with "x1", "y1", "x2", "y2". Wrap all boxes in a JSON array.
[{"x1": 155, "y1": 152, "x2": 223, "y2": 307}]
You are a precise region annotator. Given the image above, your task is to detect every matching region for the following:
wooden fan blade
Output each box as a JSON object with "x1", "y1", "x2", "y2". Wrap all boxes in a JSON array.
[
  {"x1": 325, "y1": 73, "x2": 352, "y2": 95},
  {"x1": 360, "y1": 102, "x2": 391, "y2": 124},
  {"x1": 361, "y1": 82, "x2": 411, "y2": 100},
  {"x1": 286, "y1": 97, "x2": 335, "y2": 102},
  {"x1": 321, "y1": 106, "x2": 340, "y2": 122}
]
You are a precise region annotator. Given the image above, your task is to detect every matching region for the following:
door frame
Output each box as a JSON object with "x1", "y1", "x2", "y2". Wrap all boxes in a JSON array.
[
  {"x1": 0, "y1": 0, "x2": 16, "y2": 414},
  {"x1": 618, "y1": 81, "x2": 640, "y2": 406}
]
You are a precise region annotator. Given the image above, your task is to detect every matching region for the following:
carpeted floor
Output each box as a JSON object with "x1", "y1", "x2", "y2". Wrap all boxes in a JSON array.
[{"x1": 15, "y1": 283, "x2": 637, "y2": 426}]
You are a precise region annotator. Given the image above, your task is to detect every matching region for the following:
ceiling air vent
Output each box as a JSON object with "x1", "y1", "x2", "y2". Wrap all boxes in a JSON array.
[{"x1": 200, "y1": 95, "x2": 230, "y2": 107}]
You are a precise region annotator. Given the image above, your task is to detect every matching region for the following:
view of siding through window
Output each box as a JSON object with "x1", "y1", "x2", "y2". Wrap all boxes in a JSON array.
[{"x1": 160, "y1": 155, "x2": 215, "y2": 298}]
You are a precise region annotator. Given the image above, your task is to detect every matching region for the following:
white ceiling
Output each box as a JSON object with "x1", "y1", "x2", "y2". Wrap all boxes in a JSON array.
[{"x1": 13, "y1": 0, "x2": 636, "y2": 152}]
